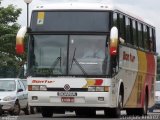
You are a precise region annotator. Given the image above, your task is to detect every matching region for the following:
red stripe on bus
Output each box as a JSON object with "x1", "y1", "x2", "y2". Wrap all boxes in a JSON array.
[
  {"x1": 95, "y1": 79, "x2": 103, "y2": 85},
  {"x1": 141, "y1": 53, "x2": 155, "y2": 107}
]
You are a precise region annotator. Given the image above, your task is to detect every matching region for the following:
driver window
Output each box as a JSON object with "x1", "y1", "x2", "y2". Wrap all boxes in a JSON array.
[
  {"x1": 17, "y1": 81, "x2": 22, "y2": 90},
  {"x1": 19, "y1": 81, "x2": 25, "y2": 91}
]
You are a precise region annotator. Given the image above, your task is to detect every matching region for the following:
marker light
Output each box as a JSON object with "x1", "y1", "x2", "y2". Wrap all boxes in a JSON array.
[
  {"x1": 28, "y1": 85, "x2": 47, "y2": 91},
  {"x1": 109, "y1": 27, "x2": 118, "y2": 56},
  {"x1": 88, "y1": 86, "x2": 109, "y2": 92},
  {"x1": 16, "y1": 27, "x2": 27, "y2": 54}
]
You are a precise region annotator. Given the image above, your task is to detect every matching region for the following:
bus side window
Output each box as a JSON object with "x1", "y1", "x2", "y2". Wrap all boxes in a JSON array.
[
  {"x1": 152, "y1": 29, "x2": 156, "y2": 52},
  {"x1": 132, "y1": 20, "x2": 138, "y2": 47},
  {"x1": 113, "y1": 12, "x2": 118, "y2": 27},
  {"x1": 147, "y1": 26, "x2": 150, "y2": 51},
  {"x1": 119, "y1": 14, "x2": 125, "y2": 41},
  {"x1": 125, "y1": 17, "x2": 131, "y2": 45},
  {"x1": 143, "y1": 25, "x2": 149, "y2": 50},
  {"x1": 113, "y1": 12, "x2": 120, "y2": 34},
  {"x1": 149, "y1": 28, "x2": 154, "y2": 52},
  {"x1": 138, "y1": 22, "x2": 143, "y2": 48}
]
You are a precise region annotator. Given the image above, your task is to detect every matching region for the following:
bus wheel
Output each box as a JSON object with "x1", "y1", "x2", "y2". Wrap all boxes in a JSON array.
[
  {"x1": 41, "y1": 107, "x2": 53, "y2": 118},
  {"x1": 126, "y1": 93, "x2": 148, "y2": 116},
  {"x1": 23, "y1": 104, "x2": 30, "y2": 115},
  {"x1": 114, "y1": 94, "x2": 122, "y2": 117},
  {"x1": 139, "y1": 92, "x2": 148, "y2": 116},
  {"x1": 143, "y1": 93, "x2": 148, "y2": 115},
  {"x1": 105, "y1": 94, "x2": 122, "y2": 118},
  {"x1": 30, "y1": 106, "x2": 37, "y2": 114}
]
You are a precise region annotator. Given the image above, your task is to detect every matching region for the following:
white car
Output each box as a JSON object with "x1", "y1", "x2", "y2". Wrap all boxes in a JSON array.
[
  {"x1": 0, "y1": 78, "x2": 29, "y2": 115},
  {"x1": 149, "y1": 81, "x2": 160, "y2": 112}
]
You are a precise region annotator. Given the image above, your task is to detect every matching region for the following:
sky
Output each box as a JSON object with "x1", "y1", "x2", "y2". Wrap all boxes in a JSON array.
[{"x1": 2, "y1": 0, "x2": 160, "y2": 54}]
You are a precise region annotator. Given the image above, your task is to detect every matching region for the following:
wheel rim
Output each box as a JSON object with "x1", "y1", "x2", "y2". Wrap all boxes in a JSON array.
[{"x1": 116, "y1": 94, "x2": 122, "y2": 117}]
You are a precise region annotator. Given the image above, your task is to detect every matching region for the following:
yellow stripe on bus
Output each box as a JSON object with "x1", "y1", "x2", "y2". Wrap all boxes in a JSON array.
[{"x1": 125, "y1": 51, "x2": 147, "y2": 107}]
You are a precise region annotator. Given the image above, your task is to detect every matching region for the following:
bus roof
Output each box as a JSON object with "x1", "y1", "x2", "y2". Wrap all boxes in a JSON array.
[
  {"x1": 33, "y1": 2, "x2": 154, "y2": 27},
  {"x1": 33, "y1": 3, "x2": 114, "y2": 11}
]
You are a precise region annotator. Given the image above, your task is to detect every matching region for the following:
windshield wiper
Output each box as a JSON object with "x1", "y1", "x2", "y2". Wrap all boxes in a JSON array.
[
  {"x1": 51, "y1": 57, "x2": 61, "y2": 69},
  {"x1": 70, "y1": 48, "x2": 87, "y2": 75},
  {"x1": 51, "y1": 48, "x2": 62, "y2": 72}
]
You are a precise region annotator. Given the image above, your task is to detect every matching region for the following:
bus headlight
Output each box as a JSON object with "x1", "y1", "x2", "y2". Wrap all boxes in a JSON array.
[
  {"x1": 32, "y1": 85, "x2": 40, "y2": 91},
  {"x1": 28, "y1": 85, "x2": 47, "y2": 91},
  {"x1": 88, "y1": 86, "x2": 96, "y2": 92},
  {"x1": 88, "y1": 86, "x2": 109, "y2": 92},
  {"x1": 96, "y1": 87, "x2": 104, "y2": 92},
  {"x1": 40, "y1": 85, "x2": 47, "y2": 91}
]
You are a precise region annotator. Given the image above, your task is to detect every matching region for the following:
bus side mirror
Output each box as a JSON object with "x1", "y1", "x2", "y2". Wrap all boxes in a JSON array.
[
  {"x1": 109, "y1": 27, "x2": 118, "y2": 56},
  {"x1": 16, "y1": 26, "x2": 27, "y2": 55}
]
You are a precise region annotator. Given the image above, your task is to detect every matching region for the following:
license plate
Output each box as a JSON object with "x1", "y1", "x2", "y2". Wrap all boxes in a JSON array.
[
  {"x1": 57, "y1": 92, "x2": 77, "y2": 96},
  {"x1": 61, "y1": 97, "x2": 74, "y2": 103}
]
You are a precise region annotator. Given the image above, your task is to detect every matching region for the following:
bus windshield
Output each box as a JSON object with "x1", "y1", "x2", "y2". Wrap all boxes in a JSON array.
[{"x1": 28, "y1": 35, "x2": 109, "y2": 77}]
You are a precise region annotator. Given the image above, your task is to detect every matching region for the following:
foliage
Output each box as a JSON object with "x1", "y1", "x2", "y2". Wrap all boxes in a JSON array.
[{"x1": 0, "y1": 1, "x2": 23, "y2": 78}]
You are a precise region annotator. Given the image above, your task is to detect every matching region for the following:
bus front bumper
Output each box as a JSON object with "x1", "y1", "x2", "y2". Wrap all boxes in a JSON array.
[{"x1": 28, "y1": 91, "x2": 116, "y2": 108}]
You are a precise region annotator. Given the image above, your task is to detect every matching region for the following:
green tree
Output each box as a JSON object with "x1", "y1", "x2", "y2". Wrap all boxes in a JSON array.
[{"x1": 0, "y1": 0, "x2": 23, "y2": 78}]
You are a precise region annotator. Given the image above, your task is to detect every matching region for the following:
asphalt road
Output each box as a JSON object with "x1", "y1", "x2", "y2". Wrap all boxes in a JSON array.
[{"x1": 1, "y1": 111, "x2": 160, "y2": 120}]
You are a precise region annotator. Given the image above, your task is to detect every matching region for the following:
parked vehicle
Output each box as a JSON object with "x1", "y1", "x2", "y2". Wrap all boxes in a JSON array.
[
  {"x1": 0, "y1": 78, "x2": 29, "y2": 115},
  {"x1": 149, "y1": 81, "x2": 160, "y2": 112}
]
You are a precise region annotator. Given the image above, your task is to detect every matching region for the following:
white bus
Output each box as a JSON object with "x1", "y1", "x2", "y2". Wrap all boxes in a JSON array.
[{"x1": 16, "y1": 2, "x2": 157, "y2": 118}]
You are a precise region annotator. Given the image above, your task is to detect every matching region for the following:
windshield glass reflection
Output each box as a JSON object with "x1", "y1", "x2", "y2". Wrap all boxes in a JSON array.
[{"x1": 69, "y1": 35, "x2": 108, "y2": 75}]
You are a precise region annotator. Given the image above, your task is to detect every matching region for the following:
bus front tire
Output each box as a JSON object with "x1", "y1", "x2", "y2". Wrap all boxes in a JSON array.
[
  {"x1": 41, "y1": 107, "x2": 53, "y2": 118},
  {"x1": 105, "y1": 94, "x2": 123, "y2": 118}
]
